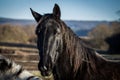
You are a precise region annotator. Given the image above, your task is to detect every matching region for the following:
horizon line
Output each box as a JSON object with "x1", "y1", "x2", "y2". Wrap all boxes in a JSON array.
[{"x1": 0, "y1": 16, "x2": 117, "y2": 22}]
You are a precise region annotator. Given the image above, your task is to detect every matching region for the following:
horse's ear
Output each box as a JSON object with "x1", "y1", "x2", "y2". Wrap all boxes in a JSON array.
[
  {"x1": 30, "y1": 8, "x2": 42, "y2": 22},
  {"x1": 53, "y1": 4, "x2": 61, "y2": 19}
]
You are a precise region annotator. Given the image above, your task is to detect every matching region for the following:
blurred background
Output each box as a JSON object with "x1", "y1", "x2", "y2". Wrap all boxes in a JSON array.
[{"x1": 0, "y1": 0, "x2": 120, "y2": 79}]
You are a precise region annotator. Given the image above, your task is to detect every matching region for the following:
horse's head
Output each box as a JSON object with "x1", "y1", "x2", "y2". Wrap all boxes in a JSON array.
[{"x1": 31, "y1": 4, "x2": 63, "y2": 76}]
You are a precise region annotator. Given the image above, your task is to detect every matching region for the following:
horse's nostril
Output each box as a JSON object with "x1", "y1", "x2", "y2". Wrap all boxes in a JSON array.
[
  {"x1": 40, "y1": 66, "x2": 48, "y2": 72},
  {"x1": 43, "y1": 66, "x2": 47, "y2": 71}
]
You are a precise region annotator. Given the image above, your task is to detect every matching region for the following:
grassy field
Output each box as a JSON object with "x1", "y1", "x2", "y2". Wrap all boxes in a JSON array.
[{"x1": 31, "y1": 71, "x2": 54, "y2": 80}]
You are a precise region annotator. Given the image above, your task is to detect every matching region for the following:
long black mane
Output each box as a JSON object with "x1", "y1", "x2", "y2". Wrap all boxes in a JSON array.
[
  {"x1": 54, "y1": 20, "x2": 96, "y2": 78},
  {"x1": 51, "y1": 18, "x2": 120, "y2": 80}
]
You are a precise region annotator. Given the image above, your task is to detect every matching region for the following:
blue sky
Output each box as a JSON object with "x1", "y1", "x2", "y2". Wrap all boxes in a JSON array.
[{"x1": 0, "y1": 0, "x2": 120, "y2": 21}]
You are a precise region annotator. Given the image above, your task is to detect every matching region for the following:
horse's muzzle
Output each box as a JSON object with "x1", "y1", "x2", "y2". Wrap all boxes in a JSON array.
[
  {"x1": 40, "y1": 70, "x2": 52, "y2": 77},
  {"x1": 38, "y1": 64, "x2": 52, "y2": 77},
  {"x1": 40, "y1": 67, "x2": 52, "y2": 77}
]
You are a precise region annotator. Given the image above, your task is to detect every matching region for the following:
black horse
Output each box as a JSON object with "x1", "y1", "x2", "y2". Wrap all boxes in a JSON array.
[{"x1": 31, "y1": 4, "x2": 120, "y2": 80}]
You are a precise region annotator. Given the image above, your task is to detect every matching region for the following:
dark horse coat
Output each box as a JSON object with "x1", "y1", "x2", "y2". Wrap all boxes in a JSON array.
[{"x1": 31, "y1": 4, "x2": 120, "y2": 80}]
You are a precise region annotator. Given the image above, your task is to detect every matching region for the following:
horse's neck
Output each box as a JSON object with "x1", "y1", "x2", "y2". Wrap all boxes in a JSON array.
[
  {"x1": 59, "y1": 25, "x2": 108, "y2": 76},
  {"x1": 62, "y1": 28, "x2": 106, "y2": 70}
]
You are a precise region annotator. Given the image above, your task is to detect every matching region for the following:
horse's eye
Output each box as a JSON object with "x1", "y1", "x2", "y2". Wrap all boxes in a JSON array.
[
  {"x1": 57, "y1": 31, "x2": 60, "y2": 35},
  {"x1": 57, "y1": 28, "x2": 60, "y2": 34},
  {"x1": 55, "y1": 30, "x2": 60, "y2": 36}
]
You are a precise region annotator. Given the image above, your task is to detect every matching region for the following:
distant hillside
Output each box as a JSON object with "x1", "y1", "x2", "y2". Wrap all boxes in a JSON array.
[
  {"x1": 0, "y1": 17, "x2": 35, "y2": 25},
  {"x1": 0, "y1": 17, "x2": 110, "y2": 36},
  {"x1": 65, "y1": 20, "x2": 109, "y2": 30},
  {"x1": 65, "y1": 20, "x2": 110, "y2": 36}
]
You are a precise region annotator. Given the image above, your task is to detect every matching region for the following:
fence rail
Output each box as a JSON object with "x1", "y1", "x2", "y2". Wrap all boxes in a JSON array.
[
  {"x1": 0, "y1": 43, "x2": 39, "y2": 71},
  {"x1": 0, "y1": 42, "x2": 120, "y2": 71}
]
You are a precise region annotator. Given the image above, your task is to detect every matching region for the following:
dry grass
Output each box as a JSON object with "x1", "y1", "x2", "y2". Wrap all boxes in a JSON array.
[
  {"x1": 0, "y1": 24, "x2": 36, "y2": 44},
  {"x1": 31, "y1": 71, "x2": 54, "y2": 80}
]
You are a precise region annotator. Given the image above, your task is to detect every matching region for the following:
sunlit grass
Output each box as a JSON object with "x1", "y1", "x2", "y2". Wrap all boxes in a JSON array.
[{"x1": 31, "y1": 71, "x2": 54, "y2": 80}]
